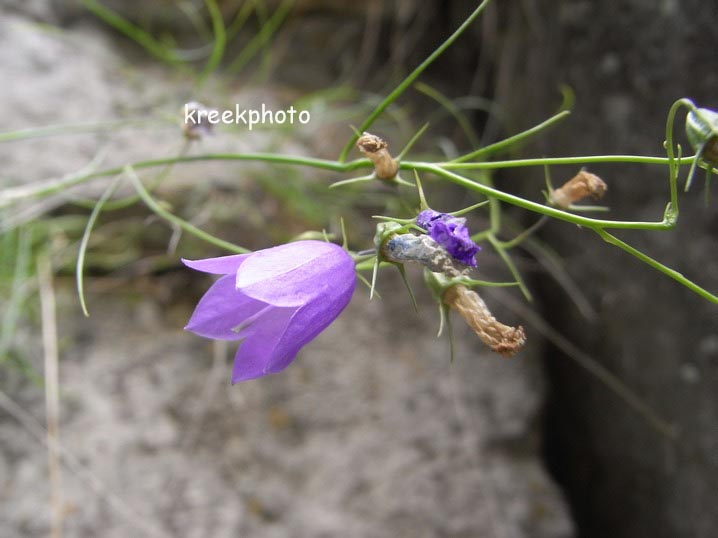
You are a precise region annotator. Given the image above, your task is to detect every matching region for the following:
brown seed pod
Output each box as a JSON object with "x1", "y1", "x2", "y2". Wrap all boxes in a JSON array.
[
  {"x1": 550, "y1": 170, "x2": 607, "y2": 209},
  {"x1": 356, "y1": 132, "x2": 399, "y2": 181},
  {"x1": 443, "y1": 284, "x2": 526, "y2": 357}
]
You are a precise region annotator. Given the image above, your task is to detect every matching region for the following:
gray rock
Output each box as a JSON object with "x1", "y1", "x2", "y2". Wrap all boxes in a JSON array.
[
  {"x1": 0, "y1": 281, "x2": 572, "y2": 538},
  {"x1": 497, "y1": 1, "x2": 718, "y2": 536}
]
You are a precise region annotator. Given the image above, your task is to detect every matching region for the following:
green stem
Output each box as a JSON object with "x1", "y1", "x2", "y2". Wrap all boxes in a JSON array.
[
  {"x1": 439, "y1": 154, "x2": 698, "y2": 170},
  {"x1": 225, "y1": 0, "x2": 293, "y2": 74},
  {"x1": 417, "y1": 163, "x2": 673, "y2": 230},
  {"x1": 488, "y1": 234, "x2": 532, "y2": 301},
  {"x1": 337, "y1": 0, "x2": 495, "y2": 162},
  {"x1": 196, "y1": 0, "x2": 227, "y2": 86},
  {"x1": 0, "y1": 118, "x2": 166, "y2": 143},
  {"x1": 126, "y1": 166, "x2": 249, "y2": 254},
  {"x1": 0, "y1": 154, "x2": 368, "y2": 207},
  {"x1": 76, "y1": 176, "x2": 123, "y2": 317},
  {"x1": 664, "y1": 98, "x2": 697, "y2": 216},
  {"x1": 595, "y1": 228, "x2": 718, "y2": 303},
  {"x1": 81, "y1": 0, "x2": 185, "y2": 67},
  {"x1": 453, "y1": 110, "x2": 571, "y2": 163}
]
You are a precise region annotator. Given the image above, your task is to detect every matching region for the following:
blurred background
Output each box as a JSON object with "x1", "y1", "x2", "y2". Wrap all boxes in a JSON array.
[{"x1": 0, "y1": 1, "x2": 716, "y2": 537}]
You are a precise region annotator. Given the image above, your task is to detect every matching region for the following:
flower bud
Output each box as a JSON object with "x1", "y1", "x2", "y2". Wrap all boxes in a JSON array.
[
  {"x1": 182, "y1": 101, "x2": 216, "y2": 140},
  {"x1": 549, "y1": 170, "x2": 607, "y2": 209},
  {"x1": 443, "y1": 284, "x2": 526, "y2": 357},
  {"x1": 356, "y1": 132, "x2": 399, "y2": 180},
  {"x1": 381, "y1": 233, "x2": 466, "y2": 277},
  {"x1": 685, "y1": 107, "x2": 718, "y2": 166}
]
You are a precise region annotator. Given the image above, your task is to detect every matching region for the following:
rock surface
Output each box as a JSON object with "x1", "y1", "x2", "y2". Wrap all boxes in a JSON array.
[
  {"x1": 495, "y1": 1, "x2": 718, "y2": 537},
  {"x1": 1, "y1": 282, "x2": 572, "y2": 538}
]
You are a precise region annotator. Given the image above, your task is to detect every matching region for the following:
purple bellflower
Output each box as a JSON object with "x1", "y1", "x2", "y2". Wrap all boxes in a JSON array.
[
  {"x1": 183, "y1": 240, "x2": 356, "y2": 383},
  {"x1": 416, "y1": 209, "x2": 480, "y2": 267}
]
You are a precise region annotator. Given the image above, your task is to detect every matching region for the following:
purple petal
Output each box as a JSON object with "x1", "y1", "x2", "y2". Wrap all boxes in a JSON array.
[
  {"x1": 429, "y1": 220, "x2": 480, "y2": 267},
  {"x1": 185, "y1": 275, "x2": 269, "y2": 340},
  {"x1": 416, "y1": 209, "x2": 444, "y2": 230},
  {"x1": 266, "y1": 275, "x2": 355, "y2": 374},
  {"x1": 182, "y1": 253, "x2": 251, "y2": 275},
  {"x1": 236, "y1": 240, "x2": 355, "y2": 307},
  {"x1": 230, "y1": 306, "x2": 296, "y2": 383}
]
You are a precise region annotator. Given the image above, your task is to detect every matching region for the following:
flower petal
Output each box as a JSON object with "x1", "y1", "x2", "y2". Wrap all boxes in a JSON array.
[
  {"x1": 182, "y1": 253, "x2": 251, "y2": 275},
  {"x1": 185, "y1": 274, "x2": 268, "y2": 340},
  {"x1": 230, "y1": 306, "x2": 296, "y2": 383},
  {"x1": 429, "y1": 220, "x2": 479, "y2": 267},
  {"x1": 266, "y1": 272, "x2": 356, "y2": 373},
  {"x1": 236, "y1": 241, "x2": 354, "y2": 307}
]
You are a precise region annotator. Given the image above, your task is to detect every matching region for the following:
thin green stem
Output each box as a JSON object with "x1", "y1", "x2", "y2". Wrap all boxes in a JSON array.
[
  {"x1": 439, "y1": 154, "x2": 698, "y2": 170},
  {"x1": 498, "y1": 216, "x2": 548, "y2": 250},
  {"x1": 416, "y1": 163, "x2": 673, "y2": 230},
  {"x1": 488, "y1": 234, "x2": 532, "y2": 301},
  {"x1": 72, "y1": 141, "x2": 191, "y2": 211},
  {"x1": 0, "y1": 228, "x2": 33, "y2": 359},
  {"x1": 337, "y1": 0, "x2": 495, "y2": 162},
  {"x1": 0, "y1": 154, "x2": 368, "y2": 208},
  {"x1": 453, "y1": 110, "x2": 571, "y2": 163},
  {"x1": 595, "y1": 229, "x2": 718, "y2": 303},
  {"x1": 81, "y1": 0, "x2": 184, "y2": 67},
  {"x1": 126, "y1": 166, "x2": 249, "y2": 254},
  {"x1": 226, "y1": 0, "x2": 257, "y2": 39},
  {"x1": 664, "y1": 98, "x2": 697, "y2": 211},
  {"x1": 414, "y1": 82, "x2": 481, "y2": 149},
  {"x1": 196, "y1": 0, "x2": 227, "y2": 86},
  {"x1": 0, "y1": 118, "x2": 166, "y2": 143},
  {"x1": 225, "y1": 0, "x2": 293, "y2": 74},
  {"x1": 76, "y1": 176, "x2": 123, "y2": 317},
  {"x1": 396, "y1": 123, "x2": 430, "y2": 161}
]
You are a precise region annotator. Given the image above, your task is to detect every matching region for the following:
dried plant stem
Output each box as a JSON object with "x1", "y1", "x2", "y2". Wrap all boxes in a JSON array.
[{"x1": 38, "y1": 255, "x2": 63, "y2": 538}]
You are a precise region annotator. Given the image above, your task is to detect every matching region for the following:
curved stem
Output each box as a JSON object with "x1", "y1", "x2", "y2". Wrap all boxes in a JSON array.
[{"x1": 595, "y1": 228, "x2": 718, "y2": 303}]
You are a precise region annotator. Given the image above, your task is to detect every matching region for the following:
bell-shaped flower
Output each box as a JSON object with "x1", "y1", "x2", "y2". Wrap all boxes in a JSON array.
[{"x1": 183, "y1": 240, "x2": 356, "y2": 383}]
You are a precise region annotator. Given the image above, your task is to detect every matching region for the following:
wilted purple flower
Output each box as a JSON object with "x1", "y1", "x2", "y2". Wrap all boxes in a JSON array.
[
  {"x1": 416, "y1": 209, "x2": 480, "y2": 267},
  {"x1": 183, "y1": 240, "x2": 356, "y2": 383}
]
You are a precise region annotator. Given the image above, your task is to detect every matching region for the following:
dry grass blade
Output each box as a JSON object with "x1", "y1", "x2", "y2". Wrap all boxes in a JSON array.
[
  {"x1": 37, "y1": 254, "x2": 63, "y2": 538},
  {"x1": 0, "y1": 388, "x2": 173, "y2": 538}
]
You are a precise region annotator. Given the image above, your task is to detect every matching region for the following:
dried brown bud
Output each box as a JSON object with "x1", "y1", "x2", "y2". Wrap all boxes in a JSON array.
[
  {"x1": 443, "y1": 285, "x2": 526, "y2": 357},
  {"x1": 550, "y1": 170, "x2": 607, "y2": 209},
  {"x1": 356, "y1": 132, "x2": 399, "y2": 180}
]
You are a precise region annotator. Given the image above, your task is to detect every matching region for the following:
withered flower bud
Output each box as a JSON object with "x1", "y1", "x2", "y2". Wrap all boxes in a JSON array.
[
  {"x1": 443, "y1": 284, "x2": 526, "y2": 357},
  {"x1": 356, "y1": 132, "x2": 399, "y2": 180},
  {"x1": 382, "y1": 233, "x2": 467, "y2": 277},
  {"x1": 549, "y1": 170, "x2": 607, "y2": 209}
]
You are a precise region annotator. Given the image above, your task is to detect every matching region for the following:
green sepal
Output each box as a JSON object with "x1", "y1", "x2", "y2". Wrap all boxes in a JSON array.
[{"x1": 395, "y1": 263, "x2": 418, "y2": 312}]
